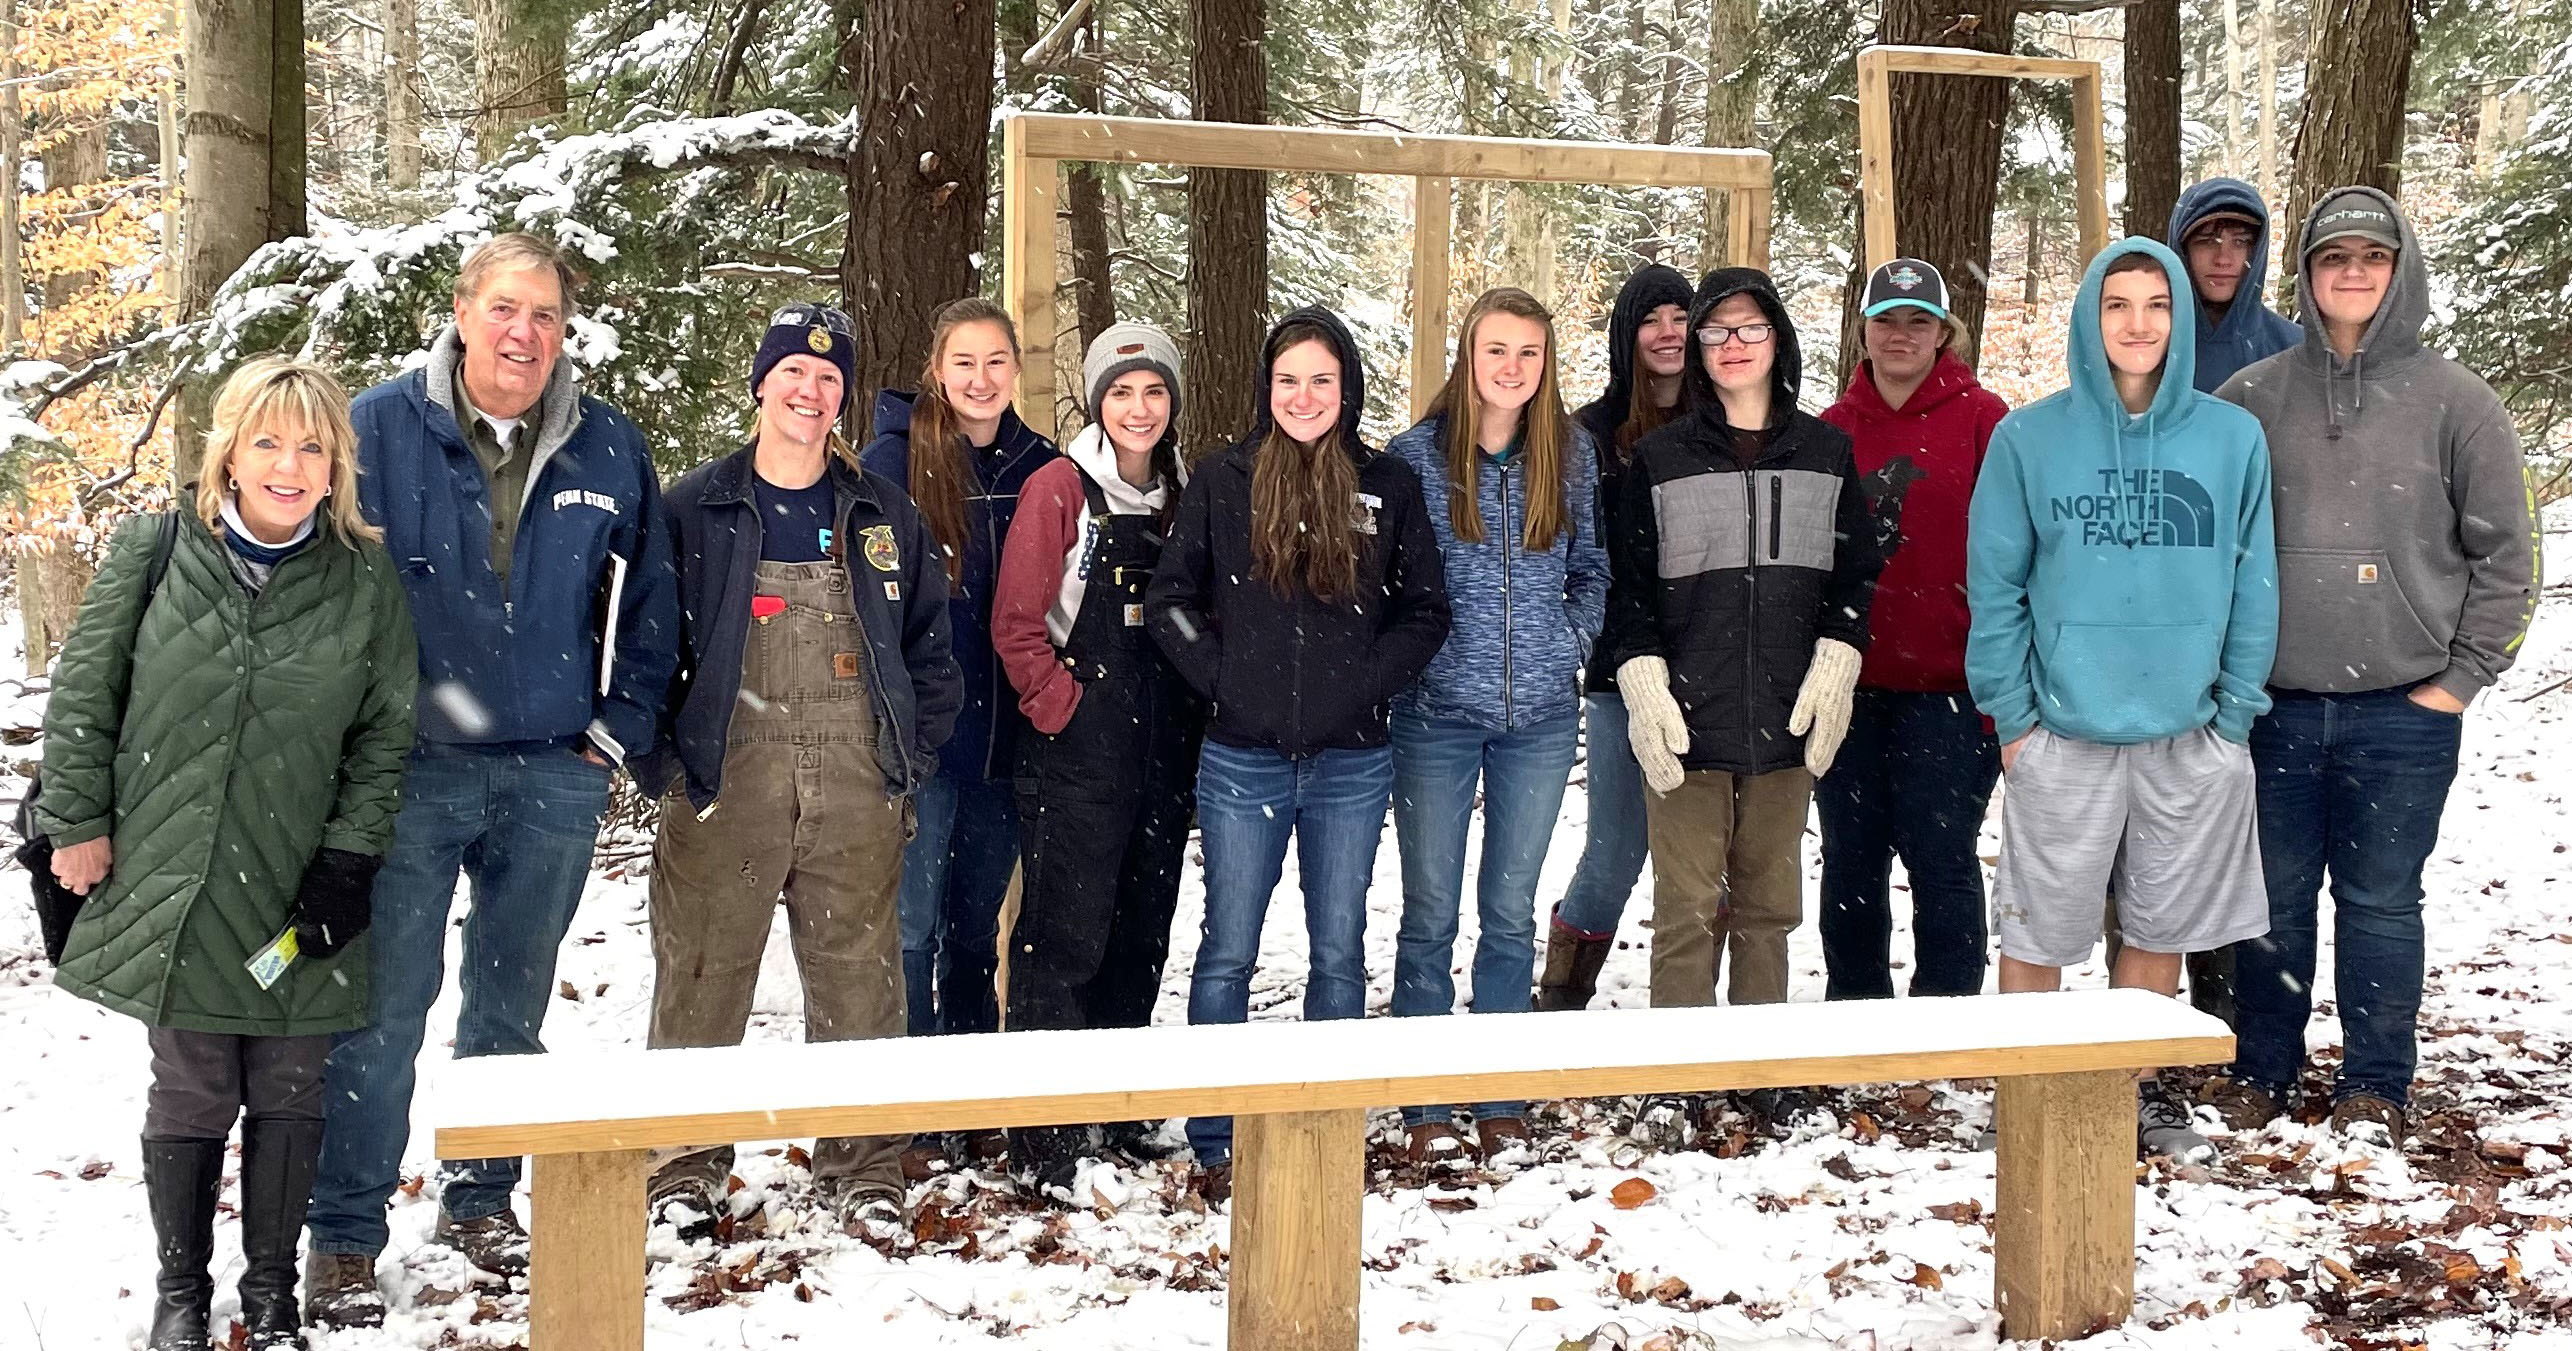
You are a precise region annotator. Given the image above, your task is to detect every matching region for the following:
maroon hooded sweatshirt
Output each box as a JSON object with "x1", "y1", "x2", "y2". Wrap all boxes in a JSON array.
[{"x1": 1820, "y1": 351, "x2": 2008, "y2": 692}]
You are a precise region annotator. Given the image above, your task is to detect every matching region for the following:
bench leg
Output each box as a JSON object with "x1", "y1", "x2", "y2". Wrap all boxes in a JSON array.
[
  {"x1": 530, "y1": 1148, "x2": 648, "y2": 1351},
  {"x1": 1992, "y1": 1069, "x2": 2135, "y2": 1340},
  {"x1": 1228, "y1": 1107, "x2": 1364, "y2": 1351}
]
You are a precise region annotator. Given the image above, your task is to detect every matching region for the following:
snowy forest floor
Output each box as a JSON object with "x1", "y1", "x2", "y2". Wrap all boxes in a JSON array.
[{"x1": 3, "y1": 524, "x2": 2569, "y2": 1351}]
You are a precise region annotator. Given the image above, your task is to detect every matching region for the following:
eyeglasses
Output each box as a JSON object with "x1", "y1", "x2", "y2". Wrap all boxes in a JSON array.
[
  {"x1": 770, "y1": 302, "x2": 856, "y2": 336},
  {"x1": 1696, "y1": 323, "x2": 1775, "y2": 348}
]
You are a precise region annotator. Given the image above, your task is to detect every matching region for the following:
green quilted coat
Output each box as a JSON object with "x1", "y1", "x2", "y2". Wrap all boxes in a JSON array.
[{"x1": 39, "y1": 511, "x2": 418, "y2": 1035}]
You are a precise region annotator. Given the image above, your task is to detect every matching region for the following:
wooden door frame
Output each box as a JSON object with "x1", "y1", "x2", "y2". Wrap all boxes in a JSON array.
[
  {"x1": 1854, "y1": 44, "x2": 2111, "y2": 274},
  {"x1": 1000, "y1": 112, "x2": 1776, "y2": 437}
]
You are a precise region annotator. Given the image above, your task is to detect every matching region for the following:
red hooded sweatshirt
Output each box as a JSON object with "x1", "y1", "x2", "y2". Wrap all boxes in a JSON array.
[{"x1": 1820, "y1": 351, "x2": 2008, "y2": 692}]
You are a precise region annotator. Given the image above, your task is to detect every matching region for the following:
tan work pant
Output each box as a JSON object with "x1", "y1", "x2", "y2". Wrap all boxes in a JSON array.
[{"x1": 1643, "y1": 766, "x2": 1814, "y2": 1007}]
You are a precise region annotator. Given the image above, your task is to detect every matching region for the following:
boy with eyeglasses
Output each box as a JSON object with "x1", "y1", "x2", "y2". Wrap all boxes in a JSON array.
[
  {"x1": 2168, "y1": 178, "x2": 2301, "y2": 393},
  {"x1": 1601, "y1": 266, "x2": 1881, "y2": 1146},
  {"x1": 2206, "y1": 188, "x2": 2540, "y2": 1145}
]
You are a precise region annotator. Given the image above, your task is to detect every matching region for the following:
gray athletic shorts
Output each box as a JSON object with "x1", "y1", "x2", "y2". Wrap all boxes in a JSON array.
[{"x1": 1990, "y1": 725, "x2": 2268, "y2": 968}]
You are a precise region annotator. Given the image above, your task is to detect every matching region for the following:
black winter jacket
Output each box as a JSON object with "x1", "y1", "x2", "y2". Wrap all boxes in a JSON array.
[
  {"x1": 1145, "y1": 305, "x2": 1453, "y2": 757},
  {"x1": 1574, "y1": 263, "x2": 1695, "y2": 694},
  {"x1": 637, "y1": 446, "x2": 962, "y2": 809},
  {"x1": 1601, "y1": 268, "x2": 1882, "y2": 775}
]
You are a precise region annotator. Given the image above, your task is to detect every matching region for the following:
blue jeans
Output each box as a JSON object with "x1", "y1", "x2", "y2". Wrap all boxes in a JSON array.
[
  {"x1": 1185, "y1": 740, "x2": 1392, "y2": 1164},
  {"x1": 2233, "y1": 688, "x2": 2460, "y2": 1107},
  {"x1": 1555, "y1": 693, "x2": 1650, "y2": 937},
  {"x1": 898, "y1": 773, "x2": 1021, "y2": 1036},
  {"x1": 1391, "y1": 710, "x2": 1578, "y2": 1126},
  {"x1": 308, "y1": 744, "x2": 611, "y2": 1255},
  {"x1": 1815, "y1": 690, "x2": 2000, "y2": 999}
]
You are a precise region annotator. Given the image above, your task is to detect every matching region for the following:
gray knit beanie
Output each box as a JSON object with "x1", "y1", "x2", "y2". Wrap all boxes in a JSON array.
[{"x1": 1083, "y1": 321, "x2": 1183, "y2": 425}]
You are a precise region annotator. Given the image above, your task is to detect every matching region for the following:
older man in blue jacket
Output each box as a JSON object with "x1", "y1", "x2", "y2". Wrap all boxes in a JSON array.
[{"x1": 303, "y1": 233, "x2": 679, "y2": 1327}]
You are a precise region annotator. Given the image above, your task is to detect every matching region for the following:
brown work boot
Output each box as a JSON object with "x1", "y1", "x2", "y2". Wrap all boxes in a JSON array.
[
  {"x1": 2330, "y1": 1093, "x2": 2408, "y2": 1147},
  {"x1": 1194, "y1": 1161, "x2": 1233, "y2": 1206},
  {"x1": 302, "y1": 1250, "x2": 385, "y2": 1331},
  {"x1": 1405, "y1": 1122, "x2": 1473, "y2": 1170},
  {"x1": 432, "y1": 1209, "x2": 531, "y2": 1278},
  {"x1": 1474, "y1": 1117, "x2": 1533, "y2": 1164},
  {"x1": 2199, "y1": 1077, "x2": 2283, "y2": 1133},
  {"x1": 963, "y1": 1129, "x2": 1009, "y2": 1165},
  {"x1": 899, "y1": 1140, "x2": 951, "y2": 1182},
  {"x1": 1533, "y1": 913, "x2": 1614, "y2": 1012}
]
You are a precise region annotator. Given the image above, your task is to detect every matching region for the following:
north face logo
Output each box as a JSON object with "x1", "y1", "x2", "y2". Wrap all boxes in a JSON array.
[{"x1": 2048, "y1": 468, "x2": 2216, "y2": 549}]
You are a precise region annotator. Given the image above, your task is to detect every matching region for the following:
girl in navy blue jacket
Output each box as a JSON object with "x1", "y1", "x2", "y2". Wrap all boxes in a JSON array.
[
  {"x1": 1385, "y1": 288, "x2": 1608, "y2": 1164},
  {"x1": 860, "y1": 298, "x2": 1055, "y2": 1170}
]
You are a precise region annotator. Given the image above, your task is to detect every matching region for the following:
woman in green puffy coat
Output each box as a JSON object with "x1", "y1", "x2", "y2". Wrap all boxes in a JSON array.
[{"x1": 38, "y1": 356, "x2": 417, "y2": 1351}]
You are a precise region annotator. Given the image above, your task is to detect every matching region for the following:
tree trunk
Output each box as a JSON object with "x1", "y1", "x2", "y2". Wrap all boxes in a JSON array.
[
  {"x1": 384, "y1": 0, "x2": 421, "y2": 186},
  {"x1": 2122, "y1": 0, "x2": 2181, "y2": 238},
  {"x1": 2257, "y1": 0, "x2": 2279, "y2": 203},
  {"x1": 1063, "y1": 3, "x2": 1117, "y2": 378},
  {"x1": 1, "y1": 0, "x2": 22, "y2": 351},
  {"x1": 1610, "y1": 0, "x2": 1651, "y2": 139},
  {"x1": 1839, "y1": 0, "x2": 2019, "y2": 378},
  {"x1": 1700, "y1": 0, "x2": 1756, "y2": 266},
  {"x1": 2220, "y1": 0, "x2": 2244, "y2": 178},
  {"x1": 470, "y1": 0, "x2": 568, "y2": 161},
  {"x1": 841, "y1": 0, "x2": 996, "y2": 413},
  {"x1": 20, "y1": 547, "x2": 95, "y2": 673},
  {"x1": 38, "y1": 127, "x2": 107, "y2": 322},
  {"x1": 2286, "y1": 0, "x2": 2414, "y2": 238},
  {"x1": 182, "y1": 0, "x2": 307, "y2": 323},
  {"x1": 1180, "y1": 0, "x2": 1266, "y2": 462}
]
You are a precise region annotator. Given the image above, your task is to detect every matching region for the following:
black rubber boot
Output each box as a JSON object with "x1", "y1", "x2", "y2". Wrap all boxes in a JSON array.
[
  {"x1": 142, "y1": 1136, "x2": 225, "y2": 1351},
  {"x1": 237, "y1": 1118, "x2": 323, "y2": 1349}
]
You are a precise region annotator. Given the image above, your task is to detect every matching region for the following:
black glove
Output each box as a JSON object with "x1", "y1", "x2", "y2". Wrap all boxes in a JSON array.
[{"x1": 289, "y1": 847, "x2": 382, "y2": 960}]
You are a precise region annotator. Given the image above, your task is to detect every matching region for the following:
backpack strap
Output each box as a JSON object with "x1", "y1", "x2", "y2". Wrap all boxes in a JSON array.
[{"x1": 143, "y1": 507, "x2": 178, "y2": 605}]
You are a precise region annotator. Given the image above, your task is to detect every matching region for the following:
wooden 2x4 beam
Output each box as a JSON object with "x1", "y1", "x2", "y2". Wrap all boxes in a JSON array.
[{"x1": 1855, "y1": 44, "x2": 2111, "y2": 277}]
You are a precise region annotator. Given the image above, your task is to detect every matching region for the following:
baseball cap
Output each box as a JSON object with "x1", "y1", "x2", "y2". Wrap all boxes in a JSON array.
[
  {"x1": 1862, "y1": 258, "x2": 1952, "y2": 321},
  {"x1": 2302, "y1": 191, "x2": 2401, "y2": 255}
]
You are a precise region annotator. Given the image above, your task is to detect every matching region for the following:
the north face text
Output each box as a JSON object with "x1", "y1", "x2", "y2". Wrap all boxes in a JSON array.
[{"x1": 2048, "y1": 468, "x2": 2215, "y2": 549}]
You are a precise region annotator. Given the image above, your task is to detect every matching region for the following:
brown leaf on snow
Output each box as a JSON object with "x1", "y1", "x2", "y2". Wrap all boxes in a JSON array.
[
  {"x1": 1649, "y1": 1275, "x2": 1692, "y2": 1303},
  {"x1": 2319, "y1": 1256, "x2": 2358, "y2": 1287},
  {"x1": 557, "y1": 980, "x2": 580, "y2": 1001},
  {"x1": 1615, "y1": 1270, "x2": 1639, "y2": 1300},
  {"x1": 78, "y1": 1159, "x2": 111, "y2": 1180},
  {"x1": 1903, "y1": 1262, "x2": 1943, "y2": 1291},
  {"x1": 397, "y1": 1174, "x2": 426, "y2": 1198},
  {"x1": 2441, "y1": 1252, "x2": 2483, "y2": 1285},
  {"x1": 1398, "y1": 1319, "x2": 1437, "y2": 1333},
  {"x1": 2246, "y1": 1257, "x2": 2292, "y2": 1282},
  {"x1": 784, "y1": 1144, "x2": 812, "y2": 1169},
  {"x1": 1531, "y1": 1297, "x2": 1561, "y2": 1311},
  {"x1": 1926, "y1": 1199, "x2": 1984, "y2": 1224},
  {"x1": 1851, "y1": 1112, "x2": 1881, "y2": 1144},
  {"x1": 1609, "y1": 1177, "x2": 1657, "y2": 1209}
]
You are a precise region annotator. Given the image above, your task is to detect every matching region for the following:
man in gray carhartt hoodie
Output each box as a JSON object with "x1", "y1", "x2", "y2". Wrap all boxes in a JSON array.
[{"x1": 2208, "y1": 186, "x2": 2541, "y2": 1143}]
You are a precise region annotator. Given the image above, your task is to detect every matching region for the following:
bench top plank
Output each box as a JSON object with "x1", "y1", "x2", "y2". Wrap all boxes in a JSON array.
[{"x1": 435, "y1": 989, "x2": 2230, "y2": 1158}]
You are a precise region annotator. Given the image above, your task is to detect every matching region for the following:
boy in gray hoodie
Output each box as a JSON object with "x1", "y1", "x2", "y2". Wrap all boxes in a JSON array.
[{"x1": 2208, "y1": 186, "x2": 2542, "y2": 1144}]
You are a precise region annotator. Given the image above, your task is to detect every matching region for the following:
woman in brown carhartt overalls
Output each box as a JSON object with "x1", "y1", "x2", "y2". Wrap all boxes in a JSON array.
[{"x1": 636, "y1": 303, "x2": 962, "y2": 1236}]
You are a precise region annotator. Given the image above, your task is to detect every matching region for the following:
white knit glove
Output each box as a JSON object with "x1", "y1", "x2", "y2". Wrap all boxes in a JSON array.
[
  {"x1": 1616, "y1": 656, "x2": 1690, "y2": 796},
  {"x1": 1789, "y1": 638, "x2": 1863, "y2": 778}
]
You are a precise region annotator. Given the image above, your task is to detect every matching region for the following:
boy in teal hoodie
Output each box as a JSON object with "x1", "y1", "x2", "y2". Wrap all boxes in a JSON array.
[{"x1": 1966, "y1": 237, "x2": 2278, "y2": 1162}]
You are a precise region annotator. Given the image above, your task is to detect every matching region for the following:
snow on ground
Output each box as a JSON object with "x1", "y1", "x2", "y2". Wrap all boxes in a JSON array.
[{"x1": 4, "y1": 529, "x2": 2570, "y2": 1351}]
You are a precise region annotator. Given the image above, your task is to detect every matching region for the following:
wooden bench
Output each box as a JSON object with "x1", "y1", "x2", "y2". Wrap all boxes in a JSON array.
[{"x1": 435, "y1": 987, "x2": 2231, "y2": 1350}]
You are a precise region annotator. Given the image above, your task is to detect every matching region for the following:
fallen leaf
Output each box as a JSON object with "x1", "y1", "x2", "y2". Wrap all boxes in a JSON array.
[
  {"x1": 1609, "y1": 1177, "x2": 1657, "y2": 1209},
  {"x1": 2443, "y1": 1253, "x2": 2482, "y2": 1285},
  {"x1": 1851, "y1": 1112, "x2": 1881, "y2": 1143},
  {"x1": 1398, "y1": 1319, "x2": 1437, "y2": 1333},
  {"x1": 2247, "y1": 1258, "x2": 2291, "y2": 1281},
  {"x1": 1531, "y1": 1297, "x2": 1560, "y2": 1311},
  {"x1": 2319, "y1": 1256, "x2": 2357, "y2": 1287},
  {"x1": 1903, "y1": 1262, "x2": 1943, "y2": 1290},
  {"x1": 557, "y1": 980, "x2": 581, "y2": 1001},
  {"x1": 1649, "y1": 1275, "x2": 1691, "y2": 1302},
  {"x1": 1927, "y1": 1199, "x2": 1984, "y2": 1224},
  {"x1": 78, "y1": 1160, "x2": 111, "y2": 1180},
  {"x1": 397, "y1": 1174, "x2": 425, "y2": 1198},
  {"x1": 784, "y1": 1144, "x2": 812, "y2": 1169}
]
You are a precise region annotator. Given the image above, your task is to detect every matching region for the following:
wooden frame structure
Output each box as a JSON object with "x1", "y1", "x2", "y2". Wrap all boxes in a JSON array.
[
  {"x1": 1855, "y1": 45, "x2": 2111, "y2": 273},
  {"x1": 1000, "y1": 112, "x2": 1774, "y2": 437},
  {"x1": 438, "y1": 989, "x2": 2233, "y2": 1350}
]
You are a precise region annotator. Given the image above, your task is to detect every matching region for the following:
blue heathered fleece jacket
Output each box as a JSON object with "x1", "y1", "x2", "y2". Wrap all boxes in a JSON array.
[
  {"x1": 1965, "y1": 237, "x2": 2279, "y2": 747},
  {"x1": 1388, "y1": 412, "x2": 1609, "y2": 731},
  {"x1": 2167, "y1": 178, "x2": 2302, "y2": 393}
]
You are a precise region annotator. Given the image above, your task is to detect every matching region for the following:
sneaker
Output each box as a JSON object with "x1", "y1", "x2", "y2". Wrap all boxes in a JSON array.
[
  {"x1": 302, "y1": 1250, "x2": 385, "y2": 1330},
  {"x1": 1633, "y1": 1095, "x2": 1696, "y2": 1151},
  {"x1": 1404, "y1": 1121, "x2": 1473, "y2": 1169},
  {"x1": 2137, "y1": 1080, "x2": 2215, "y2": 1164},
  {"x1": 433, "y1": 1209, "x2": 531, "y2": 1278},
  {"x1": 2330, "y1": 1093, "x2": 2407, "y2": 1146},
  {"x1": 2200, "y1": 1077, "x2": 2283, "y2": 1134}
]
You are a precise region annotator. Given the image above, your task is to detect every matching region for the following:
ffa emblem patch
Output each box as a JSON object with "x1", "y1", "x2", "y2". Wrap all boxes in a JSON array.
[
  {"x1": 1889, "y1": 264, "x2": 1924, "y2": 291},
  {"x1": 1352, "y1": 491, "x2": 1383, "y2": 536},
  {"x1": 861, "y1": 524, "x2": 900, "y2": 572},
  {"x1": 808, "y1": 326, "x2": 834, "y2": 354}
]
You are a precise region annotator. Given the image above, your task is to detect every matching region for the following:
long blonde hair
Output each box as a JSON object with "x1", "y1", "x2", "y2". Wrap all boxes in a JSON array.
[
  {"x1": 908, "y1": 297, "x2": 1020, "y2": 586},
  {"x1": 1427, "y1": 288, "x2": 1569, "y2": 549},
  {"x1": 1249, "y1": 321, "x2": 1362, "y2": 603},
  {"x1": 194, "y1": 356, "x2": 378, "y2": 545}
]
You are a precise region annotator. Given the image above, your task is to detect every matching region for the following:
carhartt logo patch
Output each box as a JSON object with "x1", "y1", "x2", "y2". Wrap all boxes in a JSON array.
[
  {"x1": 833, "y1": 651, "x2": 860, "y2": 679},
  {"x1": 2358, "y1": 563, "x2": 2381, "y2": 584},
  {"x1": 1124, "y1": 603, "x2": 1144, "y2": 626},
  {"x1": 1117, "y1": 343, "x2": 1146, "y2": 355},
  {"x1": 883, "y1": 581, "x2": 901, "y2": 601}
]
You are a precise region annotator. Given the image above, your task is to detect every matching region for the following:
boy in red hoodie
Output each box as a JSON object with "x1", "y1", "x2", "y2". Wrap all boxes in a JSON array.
[{"x1": 1816, "y1": 259, "x2": 2009, "y2": 999}]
